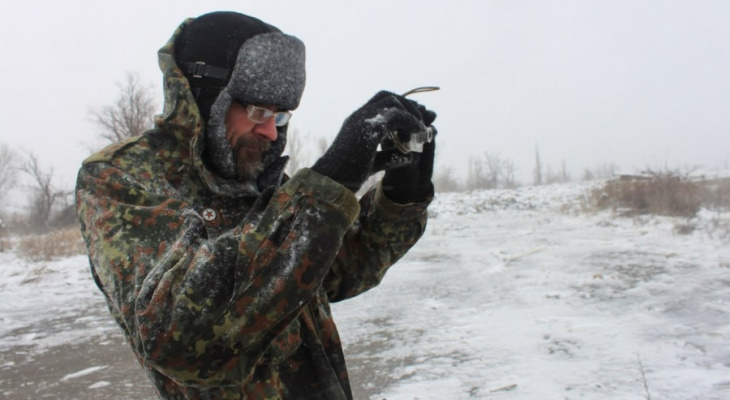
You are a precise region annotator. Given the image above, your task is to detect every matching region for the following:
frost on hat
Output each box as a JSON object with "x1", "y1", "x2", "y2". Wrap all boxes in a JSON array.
[{"x1": 226, "y1": 32, "x2": 306, "y2": 111}]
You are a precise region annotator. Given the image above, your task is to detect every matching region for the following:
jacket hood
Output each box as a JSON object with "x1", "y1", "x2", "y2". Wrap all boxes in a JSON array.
[{"x1": 156, "y1": 19, "x2": 203, "y2": 154}]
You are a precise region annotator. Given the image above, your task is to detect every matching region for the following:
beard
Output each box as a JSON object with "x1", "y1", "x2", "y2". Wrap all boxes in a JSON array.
[{"x1": 232, "y1": 135, "x2": 272, "y2": 181}]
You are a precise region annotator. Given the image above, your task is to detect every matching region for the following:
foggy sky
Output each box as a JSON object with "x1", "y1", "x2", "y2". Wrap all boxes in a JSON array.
[{"x1": 1, "y1": 0, "x2": 728, "y2": 197}]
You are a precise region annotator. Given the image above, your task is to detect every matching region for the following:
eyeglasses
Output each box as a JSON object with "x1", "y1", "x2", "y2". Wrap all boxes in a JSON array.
[{"x1": 246, "y1": 105, "x2": 292, "y2": 127}]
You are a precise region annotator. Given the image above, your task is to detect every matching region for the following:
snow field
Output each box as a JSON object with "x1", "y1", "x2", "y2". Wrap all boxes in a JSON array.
[
  {"x1": 1, "y1": 180, "x2": 728, "y2": 399},
  {"x1": 334, "y1": 182, "x2": 730, "y2": 399}
]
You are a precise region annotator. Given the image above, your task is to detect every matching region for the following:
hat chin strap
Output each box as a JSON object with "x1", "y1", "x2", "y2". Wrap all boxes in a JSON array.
[{"x1": 180, "y1": 61, "x2": 229, "y2": 81}]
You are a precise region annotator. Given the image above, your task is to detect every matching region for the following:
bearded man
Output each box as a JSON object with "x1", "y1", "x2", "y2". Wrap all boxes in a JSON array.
[{"x1": 76, "y1": 11, "x2": 437, "y2": 400}]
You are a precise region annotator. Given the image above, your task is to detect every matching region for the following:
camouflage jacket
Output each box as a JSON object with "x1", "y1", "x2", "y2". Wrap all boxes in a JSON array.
[{"x1": 76, "y1": 20, "x2": 430, "y2": 400}]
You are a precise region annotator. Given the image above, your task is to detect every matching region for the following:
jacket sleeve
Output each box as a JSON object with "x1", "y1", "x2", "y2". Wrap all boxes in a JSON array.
[
  {"x1": 76, "y1": 163, "x2": 359, "y2": 386},
  {"x1": 322, "y1": 179, "x2": 431, "y2": 302}
]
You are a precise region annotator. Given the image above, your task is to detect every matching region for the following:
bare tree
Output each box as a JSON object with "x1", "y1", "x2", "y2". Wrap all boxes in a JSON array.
[
  {"x1": 90, "y1": 72, "x2": 157, "y2": 144},
  {"x1": 468, "y1": 152, "x2": 517, "y2": 190},
  {"x1": 19, "y1": 152, "x2": 65, "y2": 230},
  {"x1": 467, "y1": 155, "x2": 487, "y2": 190},
  {"x1": 484, "y1": 153, "x2": 503, "y2": 189},
  {"x1": 0, "y1": 143, "x2": 19, "y2": 205},
  {"x1": 502, "y1": 159, "x2": 518, "y2": 189},
  {"x1": 533, "y1": 145, "x2": 543, "y2": 186}
]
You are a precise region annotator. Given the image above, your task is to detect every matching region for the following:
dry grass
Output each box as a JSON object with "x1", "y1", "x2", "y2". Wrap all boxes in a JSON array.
[
  {"x1": 591, "y1": 172, "x2": 704, "y2": 217},
  {"x1": 17, "y1": 227, "x2": 87, "y2": 262}
]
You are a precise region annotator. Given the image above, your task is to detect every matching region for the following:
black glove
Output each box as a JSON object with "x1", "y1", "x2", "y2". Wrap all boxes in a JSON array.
[
  {"x1": 312, "y1": 91, "x2": 427, "y2": 193},
  {"x1": 381, "y1": 102, "x2": 437, "y2": 204}
]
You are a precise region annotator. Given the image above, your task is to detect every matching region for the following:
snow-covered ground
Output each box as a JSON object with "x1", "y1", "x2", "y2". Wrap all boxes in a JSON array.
[{"x1": 1, "y1": 181, "x2": 729, "y2": 399}]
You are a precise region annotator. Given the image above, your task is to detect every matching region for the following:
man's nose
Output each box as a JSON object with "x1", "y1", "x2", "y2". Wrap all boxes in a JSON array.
[{"x1": 253, "y1": 117, "x2": 278, "y2": 141}]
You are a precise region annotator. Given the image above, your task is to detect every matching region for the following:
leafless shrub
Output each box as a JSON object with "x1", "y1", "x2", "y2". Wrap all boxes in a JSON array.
[
  {"x1": 545, "y1": 160, "x2": 571, "y2": 184},
  {"x1": 590, "y1": 170, "x2": 703, "y2": 217},
  {"x1": 19, "y1": 152, "x2": 68, "y2": 230},
  {"x1": 17, "y1": 227, "x2": 86, "y2": 261},
  {"x1": 467, "y1": 155, "x2": 488, "y2": 190},
  {"x1": 533, "y1": 146, "x2": 543, "y2": 186},
  {"x1": 502, "y1": 160, "x2": 518, "y2": 189},
  {"x1": 0, "y1": 222, "x2": 10, "y2": 252},
  {"x1": 468, "y1": 152, "x2": 518, "y2": 190},
  {"x1": 0, "y1": 143, "x2": 19, "y2": 206}
]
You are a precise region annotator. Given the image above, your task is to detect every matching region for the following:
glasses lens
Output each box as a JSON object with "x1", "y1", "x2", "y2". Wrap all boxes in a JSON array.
[
  {"x1": 248, "y1": 106, "x2": 274, "y2": 123},
  {"x1": 247, "y1": 105, "x2": 291, "y2": 126},
  {"x1": 274, "y1": 111, "x2": 292, "y2": 126}
]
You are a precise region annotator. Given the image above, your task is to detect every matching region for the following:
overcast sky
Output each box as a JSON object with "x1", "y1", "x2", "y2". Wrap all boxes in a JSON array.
[{"x1": 1, "y1": 0, "x2": 728, "y2": 192}]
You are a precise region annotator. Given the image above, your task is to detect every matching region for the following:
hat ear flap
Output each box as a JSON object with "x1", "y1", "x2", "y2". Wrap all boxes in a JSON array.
[{"x1": 202, "y1": 90, "x2": 237, "y2": 178}]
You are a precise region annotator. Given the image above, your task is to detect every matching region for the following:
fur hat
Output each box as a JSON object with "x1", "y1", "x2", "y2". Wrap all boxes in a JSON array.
[
  {"x1": 175, "y1": 11, "x2": 305, "y2": 185},
  {"x1": 174, "y1": 11, "x2": 305, "y2": 121}
]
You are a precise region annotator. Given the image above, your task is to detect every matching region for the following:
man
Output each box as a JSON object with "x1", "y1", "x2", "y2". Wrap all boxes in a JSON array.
[{"x1": 76, "y1": 11, "x2": 437, "y2": 400}]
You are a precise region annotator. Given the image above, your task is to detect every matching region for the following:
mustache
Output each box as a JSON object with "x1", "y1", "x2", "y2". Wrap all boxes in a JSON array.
[{"x1": 233, "y1": 135, "x2": 272, "y2": 154}]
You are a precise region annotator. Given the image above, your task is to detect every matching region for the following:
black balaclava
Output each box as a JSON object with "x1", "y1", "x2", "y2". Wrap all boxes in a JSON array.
[{"x1": 174, "y1": 11, "x2": 306, "y2": 186}]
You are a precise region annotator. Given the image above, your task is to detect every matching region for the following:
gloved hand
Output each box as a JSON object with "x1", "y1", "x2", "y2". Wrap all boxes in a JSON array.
[
  {"x1": 312, "y1": 91, "x2": 428, "y2": 193},
  {"x1": 381, "y1": 103, "x2": 437, "y2": 204}
]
